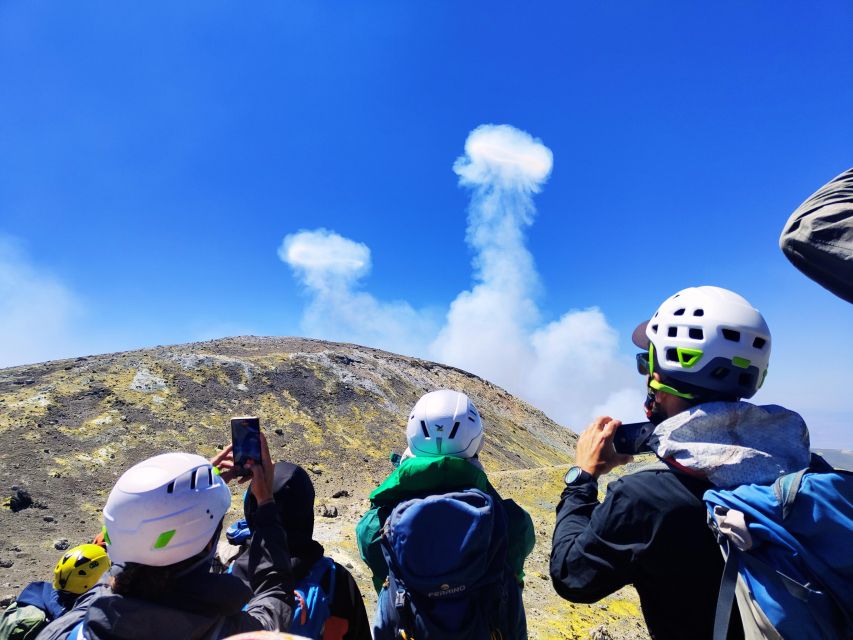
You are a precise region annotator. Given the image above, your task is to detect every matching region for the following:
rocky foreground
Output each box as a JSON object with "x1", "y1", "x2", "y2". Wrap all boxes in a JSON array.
[{"x1": 0, "y1": 336, "x2": 648, "y2": 639}]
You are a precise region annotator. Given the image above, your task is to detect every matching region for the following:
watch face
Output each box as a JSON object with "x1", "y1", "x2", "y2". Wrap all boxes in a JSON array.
[{"x1": 564, "y1": 466, "x2": 582, "y2": 484}]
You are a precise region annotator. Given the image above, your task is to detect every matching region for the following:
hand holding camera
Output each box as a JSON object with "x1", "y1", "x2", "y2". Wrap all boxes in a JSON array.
[
  {"x1": 209, "y1": 416, "x2": 274, "y2": 505},
  {"x1": 574, "y1": 416, "x2": 636, "y2": 479}
]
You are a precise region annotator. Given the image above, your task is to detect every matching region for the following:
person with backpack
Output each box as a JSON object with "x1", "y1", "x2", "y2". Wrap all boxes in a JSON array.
[
  {"x1": 692, "y1": 175, "x2": 853, "y2": 640},
  {"x1": 701, "y1": 174, "x2": 853, "y2": 639},
  {"x1": 357, "y1": 389, "x2": 534, "y2": 639},
  {"x1": 35, "y1": 434, "x2": 295, "y2": 640},
  {"x1": 216, "y1": 462, "x2": 370, "y2": 640},
  {"x1": 0, "y1": 544, "x2": 110, "y2": 640},
  {"x1": 549, "y1": 285, "x2": 831, "y2": 640}
]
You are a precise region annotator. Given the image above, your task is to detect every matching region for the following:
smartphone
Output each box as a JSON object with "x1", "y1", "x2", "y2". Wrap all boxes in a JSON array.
[
  {"x1": 231, "y1": 416, "x2": 261, "y2": 476},
  {"x1": 612, "y1": 421, "x2": 654, "y2": 455}
]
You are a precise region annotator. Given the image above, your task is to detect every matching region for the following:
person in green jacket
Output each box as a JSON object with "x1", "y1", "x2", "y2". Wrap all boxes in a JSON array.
[{"x1": 356, "y1": 389, "x2": 536, "y2": 593}]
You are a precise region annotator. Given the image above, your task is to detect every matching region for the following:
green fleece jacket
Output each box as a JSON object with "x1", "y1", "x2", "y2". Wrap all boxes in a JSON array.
[{"x1": 355, "y1": 455, "x2": 536, "y2": 593}]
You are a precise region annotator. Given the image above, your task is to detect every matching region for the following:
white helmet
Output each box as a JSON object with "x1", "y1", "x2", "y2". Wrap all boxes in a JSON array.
[
  {"x1": 633, "y1": 286, "x2": 771, "y2": 399},
  {"x1": 103, "y1": 452, "x2": 231, "y2": 567},
  {"x1": 406, "y1": 390, "x2": 484, "y2": 458}
]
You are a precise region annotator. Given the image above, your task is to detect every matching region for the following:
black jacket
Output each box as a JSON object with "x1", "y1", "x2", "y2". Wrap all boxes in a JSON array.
[
  {"x1": 35, "y1": 502, "x2": 294, "y2": 640},
  {"x1": 550, "y1": 465, "x2": 743, "y2": 640},
  {"x1": 233, "y1": 461, "x2": 371, "y2": 640}
]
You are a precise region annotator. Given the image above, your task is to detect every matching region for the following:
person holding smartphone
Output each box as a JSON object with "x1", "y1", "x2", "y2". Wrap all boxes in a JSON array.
[
  {"x1": 35, "y1": 432, "x2": 296, "y2": 640},
  {"x1": 549, "y1": 286, "x2": 812, "y2": 640},
  {"x1": 218, "y1": 461, "x2": 371, "y2": 640}
]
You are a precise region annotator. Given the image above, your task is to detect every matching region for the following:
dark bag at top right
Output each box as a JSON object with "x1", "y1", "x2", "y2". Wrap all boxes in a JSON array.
[{"x1": 779, "y1": 167, "x2": 853, "y2": 303}]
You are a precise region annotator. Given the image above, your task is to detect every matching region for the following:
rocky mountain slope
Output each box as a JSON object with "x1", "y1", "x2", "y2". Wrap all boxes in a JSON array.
[{"x1": 0, "y1": 336, "x2": 647, "y2": 639}]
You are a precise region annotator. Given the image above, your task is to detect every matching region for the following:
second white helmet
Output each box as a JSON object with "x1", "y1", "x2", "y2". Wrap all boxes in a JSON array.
[
  {"x1": 406, "y1": 390, "x2": 484, "y2": 459},
  {"x1": 633, "y1": 286, "x2": 771, "y2": 399},
  {"x1": 103, "y1": 452, "x2": 231, "y2": 567}
]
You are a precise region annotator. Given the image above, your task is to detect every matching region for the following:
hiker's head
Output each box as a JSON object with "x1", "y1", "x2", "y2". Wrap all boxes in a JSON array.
[
  {"x1": 53, "y1": 543, "x2": 111, "y2": 595},
  {"x1": 406, "y1": 389, "x2": 484, "y2": 459},
  {"x1": 102, "y1": 452, "x2": 231, "y2": 568},
  {"x1": 244, "y1": 462, "x2": 315, "y2": 554},
  {"x1": 633, "y1": 286, "x2": 771, "y2": 420}
]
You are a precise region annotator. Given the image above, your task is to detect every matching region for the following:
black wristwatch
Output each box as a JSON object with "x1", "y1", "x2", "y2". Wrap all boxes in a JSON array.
[{"x1": 564, "y1": 466, "x2": 594, "y2": 487}]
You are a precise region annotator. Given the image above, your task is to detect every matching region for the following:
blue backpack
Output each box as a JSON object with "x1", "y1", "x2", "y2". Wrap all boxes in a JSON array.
[
  {"x1": 374, "y1": 488, "x2": 525, "y2": 640},
  {"x1": 290, "y1": 556, "x2": 337, "y2": 640},
  {"x1": 704, "y1": 455, "x2": 853, "y2": 640}
]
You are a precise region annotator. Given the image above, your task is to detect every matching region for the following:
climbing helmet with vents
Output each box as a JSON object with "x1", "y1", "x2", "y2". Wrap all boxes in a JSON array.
[
  {"x1": 102, "y1": 452, "x2": 231, "y2": 566},
  {"x1": 406, "y1": 390, "x2": 484, "y2": 459},
  {"x1": 632, "y1": 286, "x2": 771, "y2": 399}
]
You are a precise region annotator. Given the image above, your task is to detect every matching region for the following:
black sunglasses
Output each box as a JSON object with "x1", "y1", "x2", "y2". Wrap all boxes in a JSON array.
[{"x1": 636, "y1": 351, "x2": 651, "y2": 376}]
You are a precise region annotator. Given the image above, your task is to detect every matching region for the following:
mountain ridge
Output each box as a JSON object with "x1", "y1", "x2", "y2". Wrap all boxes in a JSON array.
[{"x1": 0, "y1": 335, "x2": 647, "y2": 639}]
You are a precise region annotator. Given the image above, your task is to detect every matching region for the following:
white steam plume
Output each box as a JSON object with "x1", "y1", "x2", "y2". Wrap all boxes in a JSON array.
[
  {"x1": 431, "y1": 125, "x2": 641, "y2": 427},
  {"x1": 280, "y1": 126, "x2": 644, "y2": 429},
  {"x1": 279, "y1": 229, "x2": 438, "y2": 357}
]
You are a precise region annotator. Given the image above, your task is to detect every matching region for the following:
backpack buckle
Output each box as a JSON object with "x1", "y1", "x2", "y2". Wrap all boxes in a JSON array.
[
  {"x1": 707, "y1": 509, "x2": 724, "y2": 544},
  {"x1": 395, "y1": 588, "x2": 407, "y2": 609}
]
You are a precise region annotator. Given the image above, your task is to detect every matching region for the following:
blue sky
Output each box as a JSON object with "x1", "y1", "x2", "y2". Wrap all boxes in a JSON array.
[{"x1": 1, "y1": 2, "x2": 851, "y2": 447}]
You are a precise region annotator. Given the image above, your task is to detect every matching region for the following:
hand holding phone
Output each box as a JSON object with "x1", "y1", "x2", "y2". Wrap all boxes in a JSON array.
[
  {"x1": 575, "y1": 416, "x2": 635, "y2": 479},
  {"x1": 231, "y1": 416, "x2": 262, "y2": 477},
  {"x1": 612, "y1": 421, "x2": 654, "y2": 455}
]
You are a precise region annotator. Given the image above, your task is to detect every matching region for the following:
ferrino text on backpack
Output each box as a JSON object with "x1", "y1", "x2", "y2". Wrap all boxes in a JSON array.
[
  {"x1": 705, "y1": 454, "x2": 853, "y2": 640},
  {"x1": 374, "y1": 487, "x2": 526, "y2": 640}
]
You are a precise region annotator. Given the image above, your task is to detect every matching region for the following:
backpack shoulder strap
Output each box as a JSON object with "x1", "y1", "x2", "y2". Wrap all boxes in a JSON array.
[
  {"x1": 324, "y1": 559, "x2": 337, "y2": 607},
  {"x1": 304, "y1": 556, "x2": 335, "y2": 584},
  {"x1": 712, "y1": 539, "x2": 739, "y2": 640},
  {"x1": 773, "y1": 453, "x2": 835, "y2": 520},
  {"x1": 311, "y1": 557, "x2": 337, "y2": 608},
  {"x1": 773, "y1": 468, "x2": 809, "y2": 520},
  {"x1": 297, "y1": 556, "x2": 337, "y2": 607}
]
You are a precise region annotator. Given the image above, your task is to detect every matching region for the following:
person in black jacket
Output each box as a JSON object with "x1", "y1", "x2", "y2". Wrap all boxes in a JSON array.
[
  {"x1": 218, "y1": 462, "x2": 371, "y2": 640},
  {"x1": 36, "y1": 434, "x2": 295, "y2": 640},
  {"x1": 550, "y1": 286, "x2": 812, "y2": 640}
]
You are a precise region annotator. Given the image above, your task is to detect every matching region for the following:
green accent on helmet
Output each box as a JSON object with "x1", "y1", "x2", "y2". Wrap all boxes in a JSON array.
[
  {"x1": 212, "y1": 465, "x2": 221, "y2": 476},
  {"x1": 732, "y1": 356, "x2": 751, "y2": 369},
  {"x1": 153, "y1": 529, "x2": 176, "y2": 549},
  {"x1": 649, "y1": 378, "x2": 696, "y2": 400},
  {"x1": 676, "y1": 347, "x2": 703, "y2": 369},
  {"x1": 648, "y1": 343, "x2": 656, "y2": 376},
  {"x1": 101, "y1": 526, "x2": 111, "y2": 545}
]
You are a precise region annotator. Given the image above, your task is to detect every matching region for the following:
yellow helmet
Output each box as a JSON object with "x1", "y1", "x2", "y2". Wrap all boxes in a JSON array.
[{"x1": 53, "y1": 544, "x2": 111, "y2": 594}]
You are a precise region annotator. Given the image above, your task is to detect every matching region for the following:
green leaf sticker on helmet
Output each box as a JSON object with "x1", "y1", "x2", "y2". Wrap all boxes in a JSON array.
[
  {"x1": 732, "y1": 356, "x2": 751, "y2": 369},
  {"x1": 676, "y1": 347, "x2": 703, "y2": 369},
  {"x1": 153, "y1": 529, "x2": 176, "y2": 549},
  {"x1": 101, "y1": 525, "x2": 111, "y2": 545}
]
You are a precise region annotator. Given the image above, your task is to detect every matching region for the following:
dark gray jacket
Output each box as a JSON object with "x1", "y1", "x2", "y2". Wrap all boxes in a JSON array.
[{"x1": 35, "y1": 502, "x2": 294, "y2": 640}]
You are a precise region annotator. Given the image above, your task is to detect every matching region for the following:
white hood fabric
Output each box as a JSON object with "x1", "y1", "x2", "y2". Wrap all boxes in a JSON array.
[{"x1": 648, "y1": 401, "x2": 811, "y2": 488}]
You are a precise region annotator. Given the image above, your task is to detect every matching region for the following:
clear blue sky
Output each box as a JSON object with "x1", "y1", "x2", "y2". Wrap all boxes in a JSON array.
[{"x1": 1, "y1": 2, "x2": 851, "y2": 447}]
